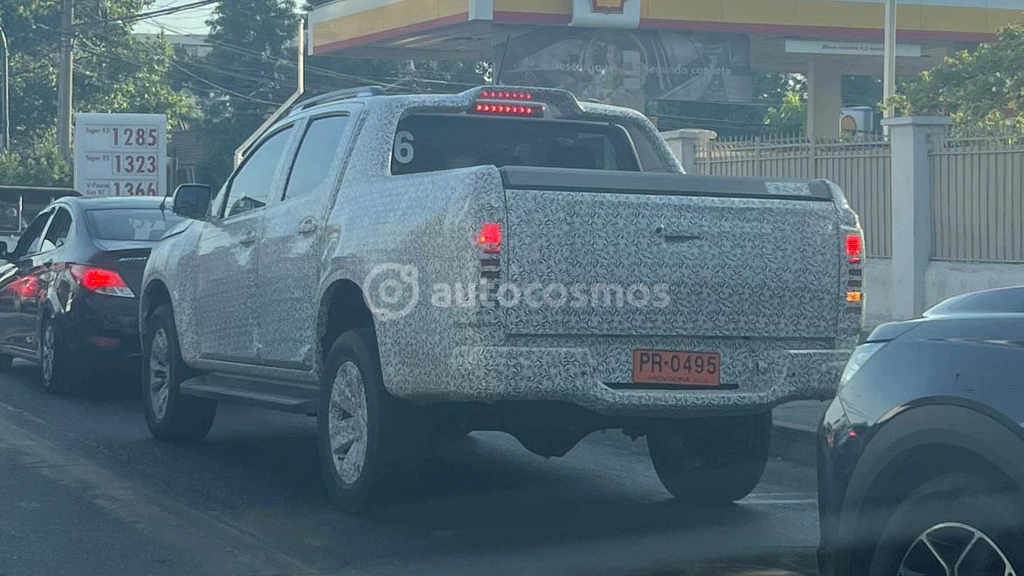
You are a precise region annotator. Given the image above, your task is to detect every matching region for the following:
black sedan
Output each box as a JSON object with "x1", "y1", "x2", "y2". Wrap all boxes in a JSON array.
[
  {"x1": 818, "y1": 286, "x2": 1024, "y2": 576},
  {"x1": 0, "y1": 196, "x2": 182, "y2": 394}
]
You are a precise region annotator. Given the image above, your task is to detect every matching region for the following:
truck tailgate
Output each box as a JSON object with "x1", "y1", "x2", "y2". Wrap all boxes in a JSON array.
[{"x1": 501, "y1": 167, "x2": 840, "y2": 340}]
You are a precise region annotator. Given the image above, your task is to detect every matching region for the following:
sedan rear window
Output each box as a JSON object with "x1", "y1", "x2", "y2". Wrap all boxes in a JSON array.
[
  {"x1": 86, "y1": 208, "x2": 184, "y2": 242},
  {"x1": 391, "y1": 115, "x2": 641, "y2": 175}
]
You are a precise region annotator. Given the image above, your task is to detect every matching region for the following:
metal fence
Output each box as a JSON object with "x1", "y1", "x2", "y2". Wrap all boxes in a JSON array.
[
  {"x1": 930, "y1": 132, "x2": 1024, "y2": 262},
  {"x1": 696, "y1": 134, "x2": 892, "y2": 258}
]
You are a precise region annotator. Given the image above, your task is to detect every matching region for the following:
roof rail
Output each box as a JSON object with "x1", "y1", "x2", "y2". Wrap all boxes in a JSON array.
[{"x1": 293, "y1": 86, "x2": 387, "y2": 112}]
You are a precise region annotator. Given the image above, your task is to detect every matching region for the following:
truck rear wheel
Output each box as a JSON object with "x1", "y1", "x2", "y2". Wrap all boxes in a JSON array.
[
  {"x1": 648, "y1": 411, "x2": 771, "y2": 505},
  {"x1": 317, "y1": 328, "x2": 398, "y2": 514}
]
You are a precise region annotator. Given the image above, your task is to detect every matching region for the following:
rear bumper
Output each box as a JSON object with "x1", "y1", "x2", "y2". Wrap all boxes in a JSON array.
[
  {"x1": 60, "y1": 291, "x2": 141, "y2": 366},
  {"x1": 403, "y1": 346, "x2": 852, "y2": 417}
]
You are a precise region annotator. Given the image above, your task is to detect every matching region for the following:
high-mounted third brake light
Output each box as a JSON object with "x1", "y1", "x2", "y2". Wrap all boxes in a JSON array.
[
  {"x1": 70, "y1": 265, "x2": 135, "y2": 298},
  {"x1": 479, "y1": 90, "x2": 533, "y2": 100},
  {"x1": 474, "y1": 103, "x2": 536, "y2": 116}
]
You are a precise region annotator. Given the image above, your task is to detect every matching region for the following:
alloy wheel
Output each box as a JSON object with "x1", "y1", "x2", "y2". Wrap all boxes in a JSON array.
[
  {"x1": 898, "y1": 522, "x2": 1017, "y2": 576},
  {"x1": 41, "y1": 324, "x2": 55, "y2": 384}
]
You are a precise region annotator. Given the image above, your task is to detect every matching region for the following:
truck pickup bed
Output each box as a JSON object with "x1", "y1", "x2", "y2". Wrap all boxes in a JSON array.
[{"x1": 142, "y1": 85, "x2": 864, "y2": 513}]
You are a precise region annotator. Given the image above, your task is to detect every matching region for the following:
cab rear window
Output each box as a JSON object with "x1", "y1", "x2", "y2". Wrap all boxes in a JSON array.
[{"x1": 390, "y1": 115, "x2": 641, "y2": 175}]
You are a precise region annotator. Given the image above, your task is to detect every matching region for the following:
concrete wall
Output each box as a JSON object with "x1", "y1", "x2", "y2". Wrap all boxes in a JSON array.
[{"x1": 863, "y1": 258, "x2": 1024, "y2": 329}]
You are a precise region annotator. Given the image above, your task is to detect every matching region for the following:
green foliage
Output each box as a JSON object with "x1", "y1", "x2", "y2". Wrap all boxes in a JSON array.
[
  {"x1": 186, "y1": 0, "x2": 299, "y2": 188},
  {"x1": 0, "y1": 0, "x2": 197, "y2": 140},
  {"x1": 0, "y1": 129, "x2": 72, "y2": 187},
  {"x1": 896, "y1": 23, "x2": 1024, "y2": 133},
  {"x1": 190, "y1": 1, "x2": 489, "y2": 187},
  {"x1": 763, "y1": 91, "x2": 807, "y2": 135},
  {"x1": 0, "y1": 0, "x2": 197, "y2": 185}
]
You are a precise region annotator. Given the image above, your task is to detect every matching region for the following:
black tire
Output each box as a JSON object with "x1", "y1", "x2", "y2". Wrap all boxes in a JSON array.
[
  {"x1": 867, "y1": 473, "x2": 1024, "y2": 576},
  {"x1": 40, "y1": 317, "x2": 77, "y2": 395},
  {"x1": 648, "y1": 411, "x2": 771, "y2": 505},
  {"x1": 317, "y1": 327, "x2": 399, "y2": 514},
  {"x1": 142, "y1": 304, "x2": 216, "y2": 442}
]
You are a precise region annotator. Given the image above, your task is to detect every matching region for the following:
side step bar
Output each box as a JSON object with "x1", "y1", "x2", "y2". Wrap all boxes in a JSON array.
[{"x1": 180, "y1": 374, "x2": 318, "y2": 414}]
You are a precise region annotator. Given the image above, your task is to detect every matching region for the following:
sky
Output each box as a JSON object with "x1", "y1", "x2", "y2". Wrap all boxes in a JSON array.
[{"x1": 134, "y1": 0, "x2": 215, "y2": 35}]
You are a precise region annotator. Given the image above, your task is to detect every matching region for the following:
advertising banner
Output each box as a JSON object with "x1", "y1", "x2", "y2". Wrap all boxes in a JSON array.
[{"x1": 494, "y1": 26, "x2": 752, "y2": 110}]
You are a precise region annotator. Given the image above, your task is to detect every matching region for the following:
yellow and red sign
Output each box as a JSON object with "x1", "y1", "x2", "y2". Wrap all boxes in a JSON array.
[{"x1": 591, "y1": 0, "x2": 628, "y2": 15}]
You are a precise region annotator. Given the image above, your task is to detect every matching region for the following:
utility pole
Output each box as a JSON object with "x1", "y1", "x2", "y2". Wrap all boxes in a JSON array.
[
  {"x1": 0, "y1": 25, "x2": 10, "y2": 152},
  {"x1": 233, "y1": 17, "x2": 305, "y2": 168},
  {"x1": 57, "y1": 0, "x2": 74, "y2": 161},
  {"x1": 882, "y1": 0, "x2": 897, "y2": 119}
]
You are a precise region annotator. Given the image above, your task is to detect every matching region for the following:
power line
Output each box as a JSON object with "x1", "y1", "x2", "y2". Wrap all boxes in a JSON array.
[
  {"x1": 76, "y1": 38, "x2": 285, "y2": 107},
  {"x1": 76, "y1": 0, "x2": 219, "y2": 29}
]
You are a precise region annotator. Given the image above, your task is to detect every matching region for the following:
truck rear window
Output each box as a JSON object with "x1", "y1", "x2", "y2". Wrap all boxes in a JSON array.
[{"x1": 391, "y1": 115, "x2": 640, "y2": 175}]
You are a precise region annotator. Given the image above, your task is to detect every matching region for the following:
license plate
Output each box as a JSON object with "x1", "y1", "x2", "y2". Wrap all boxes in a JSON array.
[{"x1": 632, "y1": 349, "x2": 721, "y2": 386}]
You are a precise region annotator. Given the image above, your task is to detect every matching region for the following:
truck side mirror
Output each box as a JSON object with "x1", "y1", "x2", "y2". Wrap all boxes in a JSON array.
[{"x1": 172, "y1": 184, "x2": 212, "y2": 221}]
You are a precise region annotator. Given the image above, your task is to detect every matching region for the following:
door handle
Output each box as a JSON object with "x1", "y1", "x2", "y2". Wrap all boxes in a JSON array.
[
  {"x1": 297, "y1": 218, "x2": 318, "y2": 235},
  {"x1": 239, "y1": 230, "x2": 257, "y2": 246}
]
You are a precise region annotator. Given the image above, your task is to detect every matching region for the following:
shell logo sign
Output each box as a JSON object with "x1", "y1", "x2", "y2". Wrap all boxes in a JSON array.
[
  {"x1": 572, "y1": 0, "x2": 640, "y2": 28},
  {"x1": 591, "y1": 0, "x2": 628, "y2": 14}
]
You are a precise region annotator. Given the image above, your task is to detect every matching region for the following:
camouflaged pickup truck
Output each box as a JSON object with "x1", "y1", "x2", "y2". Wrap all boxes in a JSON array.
[{"x1": 140, "y1": 85, "x2": 864, "y2": 513}]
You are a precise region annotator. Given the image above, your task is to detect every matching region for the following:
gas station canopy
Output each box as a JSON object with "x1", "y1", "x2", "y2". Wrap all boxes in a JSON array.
[
  {"x1": 308, "y1": 0, "x2": 1024, "y2": 137},
  {"x1": 309, "y1": 0, "x2": 1019, "y2": 61}
]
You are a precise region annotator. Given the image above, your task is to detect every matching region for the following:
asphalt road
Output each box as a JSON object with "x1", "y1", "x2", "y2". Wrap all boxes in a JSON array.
[{"x1": 0, "y1": 360, "x2": 821, "y2": 576}]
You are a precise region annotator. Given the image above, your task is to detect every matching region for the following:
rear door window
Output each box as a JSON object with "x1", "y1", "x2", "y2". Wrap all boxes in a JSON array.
[
  {"x1": 283, "y1": 115, "x2": 350, "y2": 201},
  {"x1": 40, "y1": 207, "x2": 72, "y2": 252},
  {"x1": 390, "y1": 115, "x2": 640, "y2": 175}
]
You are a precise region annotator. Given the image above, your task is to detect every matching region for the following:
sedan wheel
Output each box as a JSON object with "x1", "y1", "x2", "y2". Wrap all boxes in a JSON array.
[{"x1": 40, "y1": 321, "x2": 74, "y2": 395}]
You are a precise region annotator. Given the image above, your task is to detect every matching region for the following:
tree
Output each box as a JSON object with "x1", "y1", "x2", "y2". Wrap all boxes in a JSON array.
[
  {"x1": 763, "y1": 91, "x2": 807, "y2": 135},
  {"x1": 0, "y1": 129, "x2": 72, "y2": 187},
  {"x1": 186, "y1": 0, "x2": 298, "y2": 187},
  {"x1": 894, "y1": 23, "x2": 1024, "y2": 132},
  {"x1": 0, "y1": 0, "x2": 196, "y2": 184},
  {"x1": 0, "y1": 0, "x2": 196, "y2": 141}
]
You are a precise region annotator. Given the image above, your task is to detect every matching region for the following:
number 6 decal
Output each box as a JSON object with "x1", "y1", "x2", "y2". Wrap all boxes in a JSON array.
[{"x1": 394, "y1": 131, "x2": 415, "y2": 164}]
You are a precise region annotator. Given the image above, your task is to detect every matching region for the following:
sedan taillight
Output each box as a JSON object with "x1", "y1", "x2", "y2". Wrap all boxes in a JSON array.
[{"x1": 70, "y1": 265, "x2": 134, "y2": 298}]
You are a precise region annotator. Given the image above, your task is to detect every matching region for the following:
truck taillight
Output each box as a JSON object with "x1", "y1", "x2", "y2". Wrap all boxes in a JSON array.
[
  {"x1": 845, "y1": 234, "x2": 863, "y2": 264},
  {"x1": 70, "y1": 265, "x2": 134, "y2": 298},
  {"x1": 478, "y1": 222, "x2": 501, "y2": 253},
  {"x1": 844, "y1": 233, "x2": 863, "y2": 311}
]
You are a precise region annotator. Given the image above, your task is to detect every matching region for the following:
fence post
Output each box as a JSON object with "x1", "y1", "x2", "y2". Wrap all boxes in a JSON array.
[
  {"x1": 755, "y1": 136, "x2": 762, "y2": 177},
  {"x1": 660, "y1": 129, "x2": 718, "y2": 174},
  {"x1": 881, "y1": 116, "x2": 951, "y2": 319}
]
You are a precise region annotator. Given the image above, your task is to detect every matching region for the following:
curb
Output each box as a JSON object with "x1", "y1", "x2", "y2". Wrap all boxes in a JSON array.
[{"x1": 770, "y1": 421, "x2": 818, "y2": 467}]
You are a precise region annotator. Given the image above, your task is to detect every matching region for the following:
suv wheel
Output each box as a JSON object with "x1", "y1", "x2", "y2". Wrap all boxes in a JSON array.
[
  {"x1": 868, "y1": 473, "x2": 1024, "y2": 576},
  {"x1": 41, "y1": 318, "x2": 76, "y2": 395},
  {"x1": 318, "y1": 328, "x2": 398, "y2": 513},
  {"x1": 648, "y1": 411, "x2": 771, "y2": 505},
  {"x1": 142, "y1": 304, "x2": 216, "y2": 442}
]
